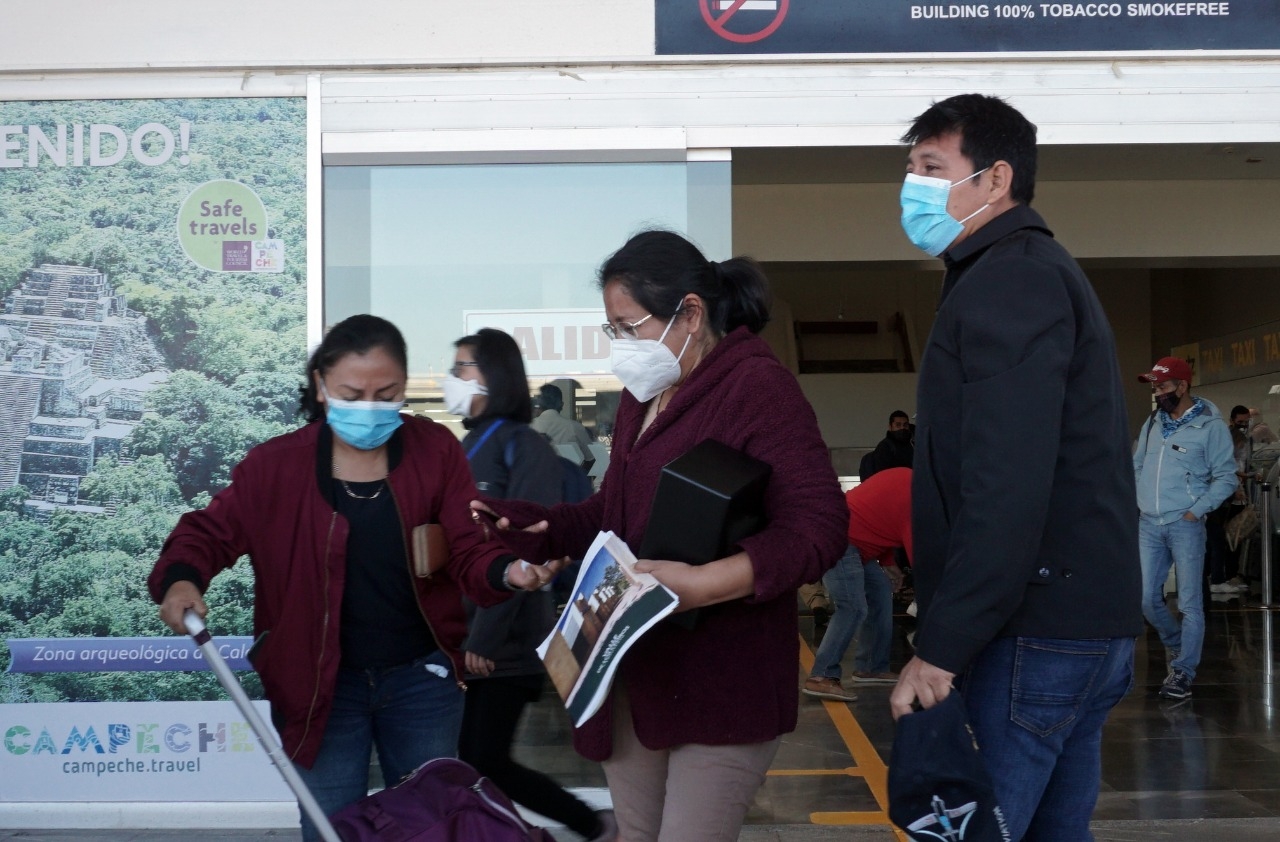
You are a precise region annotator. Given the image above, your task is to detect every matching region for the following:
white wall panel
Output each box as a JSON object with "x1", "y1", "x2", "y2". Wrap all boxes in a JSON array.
[
  {"x1": 0, "y1": 74, "x2": 306, "y2": 102},
  {"x1": 322, "y1": 127, "x2": 687, "y2": 165},
  {"x1": 799, "y1": 373, "x2": 919, "y2": 451},
  {"x1": 0, "y1": 1, "x2": 654, "y2": 71},
  {"x1": 734, "y1": 179, "x2": 1280, "y2": 263},
  {"x1": 317, "y1": 61, "x2": 1280, "y2": 155}
]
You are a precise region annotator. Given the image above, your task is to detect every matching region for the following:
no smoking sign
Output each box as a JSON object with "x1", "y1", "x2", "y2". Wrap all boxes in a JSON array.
[{"x1": 699, "y1": 0, "x2": 790, "y2": 43}]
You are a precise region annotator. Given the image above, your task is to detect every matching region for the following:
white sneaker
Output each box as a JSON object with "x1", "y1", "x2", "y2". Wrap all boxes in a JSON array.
[
  {"x1": 1228, "y1": 577, "x2": 1251, "y2": 592},
  {"x1": 1209, "y1": 582, "x2": 1235, "y2": 593}
]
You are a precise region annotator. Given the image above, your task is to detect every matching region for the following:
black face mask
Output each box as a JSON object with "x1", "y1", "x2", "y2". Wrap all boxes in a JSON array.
[
  {"x1": 1155, "y1": 391, "x2": 1181, "y2": 415},
  {"x1": 888, "y1": 428, "x2": 912, "y2": 443}
]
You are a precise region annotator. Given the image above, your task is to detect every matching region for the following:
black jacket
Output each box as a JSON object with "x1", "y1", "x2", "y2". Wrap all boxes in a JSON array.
[
  {"x1": 460, "y1": 417, "x2": 562, "y2": 678},
  {"x1": 912, "y1": 205, "x2": 1142, "y2": 675},
  {"x1": 860, "y1": 435, "x2": 914, "y2": 481}
]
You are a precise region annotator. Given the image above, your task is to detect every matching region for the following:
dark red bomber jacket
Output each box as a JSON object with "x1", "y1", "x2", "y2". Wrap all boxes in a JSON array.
[
  {"x1": 489, "y1": 328, "x2": 848, "y2": 761},
  {"x1": 148, "y1": 417, "x2": 512, "y2": 768}
]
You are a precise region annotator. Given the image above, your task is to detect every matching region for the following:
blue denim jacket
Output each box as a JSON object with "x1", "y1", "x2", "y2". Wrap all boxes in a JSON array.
[{"x1": 1133, "y1": 397, "x2": 1237, "y2": 524}]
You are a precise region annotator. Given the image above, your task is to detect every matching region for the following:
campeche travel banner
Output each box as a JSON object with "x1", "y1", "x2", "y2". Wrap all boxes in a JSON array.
[{"x1": 0, "y1": 97, "x2": 307, "y2": 803}]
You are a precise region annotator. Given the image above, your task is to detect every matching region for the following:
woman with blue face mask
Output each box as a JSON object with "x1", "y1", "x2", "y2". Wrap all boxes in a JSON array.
[
  {"x1": 472, "y1": 231, "x2": 848, "y2": 842},
  {"x1": 149, "y1": 314, "x2": 561, "y2": 841}
]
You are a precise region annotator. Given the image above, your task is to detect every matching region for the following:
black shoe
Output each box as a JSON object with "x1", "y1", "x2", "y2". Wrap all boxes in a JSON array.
[
  {"x1": 1159, "y1": 669, "x2": 1193, "y2": 700},
  {"x1": 811, "y1": 606, "x2": 830, "y2": 644}
]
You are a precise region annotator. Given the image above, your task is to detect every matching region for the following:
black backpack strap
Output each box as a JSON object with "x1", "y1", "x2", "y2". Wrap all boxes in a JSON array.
[{"x1": 1142, "y1": 409, "x2": 1159, "y2": 454}]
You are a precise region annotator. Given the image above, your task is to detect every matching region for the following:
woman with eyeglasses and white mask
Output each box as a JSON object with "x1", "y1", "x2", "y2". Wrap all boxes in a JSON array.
[
  {"x1": 444, "y1": 327, "x2": 618, "y2": 842},
  {"x1": 473, "y1": 231, "x2": 847, "y2": 842},
  {"x1": 149, "y1": 314, "x2": 560, "y2": 841}
]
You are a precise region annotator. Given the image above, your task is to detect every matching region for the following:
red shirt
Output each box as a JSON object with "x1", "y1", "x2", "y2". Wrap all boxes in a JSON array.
[{"x1": 846, "y1": 467, "x2": 913, "y2": 565}]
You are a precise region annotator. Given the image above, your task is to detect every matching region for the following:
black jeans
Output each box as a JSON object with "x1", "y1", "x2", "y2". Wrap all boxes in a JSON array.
[
  {"x1": 1205, "y1": 509, "x2": 1239, "y2": 586},
  {"x1": 459, "y1": 675, "x2": 601, "y2": 839}
]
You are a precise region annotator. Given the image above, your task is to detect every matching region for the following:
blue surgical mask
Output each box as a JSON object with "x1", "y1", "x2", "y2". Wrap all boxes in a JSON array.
[
  {"x1": 321, "y1": 383, "x2": 404, "y2": 450},
  {"x1": 899, "y1": 169, "x2": 990, "y2": 256}
]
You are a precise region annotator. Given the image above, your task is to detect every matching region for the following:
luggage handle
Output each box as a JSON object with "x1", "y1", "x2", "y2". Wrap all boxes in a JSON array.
[{"x1": 184, "y1": 611, "x2": 343, "y2": 842}]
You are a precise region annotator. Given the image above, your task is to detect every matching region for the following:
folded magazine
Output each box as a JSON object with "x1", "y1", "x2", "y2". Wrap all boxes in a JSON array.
[{"x1": 536, "y1": 530, "x2": 679, "y2": 727}]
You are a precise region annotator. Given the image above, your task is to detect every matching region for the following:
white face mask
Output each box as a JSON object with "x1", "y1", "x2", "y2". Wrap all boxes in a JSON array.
[
  {"x1": 442, "y1": 375, "x2": 487, "y2": 418},
  {"x1": 609, "y1": 313, "x2": 691, "y2": 403}
]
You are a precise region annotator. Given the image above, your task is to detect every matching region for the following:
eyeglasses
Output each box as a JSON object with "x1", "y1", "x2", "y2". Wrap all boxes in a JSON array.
[
  {"x1": 601, "y1": 312, "x2": 657, "y2": 341},
  {"x1": 449, "y1": 361, "x2": 479, "y2": 378}
]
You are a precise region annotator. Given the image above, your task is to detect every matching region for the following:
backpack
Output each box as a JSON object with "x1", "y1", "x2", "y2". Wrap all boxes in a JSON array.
[
  {"x1": 558, "y1": 456, "x2": 594, "y2": 503},
  {"x1": 329, "y1": 757, "x2": 548, "y2": 841},
  {"x1": 501, "y1": 434, "x2": 594, "y2": 504}
]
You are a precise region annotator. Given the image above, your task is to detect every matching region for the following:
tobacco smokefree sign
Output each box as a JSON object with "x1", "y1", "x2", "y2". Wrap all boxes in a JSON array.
[{"x1": 656, "y1": 0, "x2": 1280, "y2": 53}]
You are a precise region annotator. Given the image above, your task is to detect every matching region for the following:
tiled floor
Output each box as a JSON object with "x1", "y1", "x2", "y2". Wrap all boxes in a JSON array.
[
  {"x1": 1095, "y1": 595, "x2": 1280, "y2": 823},
  {"x1": 511, "y1": 587, "x2": 1280, "y2": 834}
]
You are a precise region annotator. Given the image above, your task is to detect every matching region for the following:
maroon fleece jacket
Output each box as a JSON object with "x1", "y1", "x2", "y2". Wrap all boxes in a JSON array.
[
  {"x1": 489, "y1": 328, "x2": 847, "y2": 760},
  {"x1": 148, "y1": 417, "x2": 512, "y2": 768}
]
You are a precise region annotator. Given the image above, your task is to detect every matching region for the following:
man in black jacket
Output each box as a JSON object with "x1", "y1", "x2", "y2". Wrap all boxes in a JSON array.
[
  {"x1": 888, "y1": 94, "x2": 1141, "y2": 840},
  {"x1": 859, "y1": 409, "x2": 914, "y2": 481}
]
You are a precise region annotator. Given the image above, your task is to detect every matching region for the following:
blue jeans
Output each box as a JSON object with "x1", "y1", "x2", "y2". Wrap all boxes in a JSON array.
[
  {"x1": 960, "y1": 636, "x2": 1135, "y2": 842},
  {"x1": 294, "y1": 651, "x2": 464, "y2": 841},
  {"x1": 855, "y1": 562, "x2": 893, "y2": 674},
  {"x1": 810, "y1": 546, "x2": 867, "y2": 679},
  {"x1": 1139, "y1": 516, "x2": 1206, "y2": 679}
]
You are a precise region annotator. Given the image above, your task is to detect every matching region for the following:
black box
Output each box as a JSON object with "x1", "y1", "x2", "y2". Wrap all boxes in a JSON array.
[{"x1": 639, "y1": 439, "x2": 771, "y2": 626}]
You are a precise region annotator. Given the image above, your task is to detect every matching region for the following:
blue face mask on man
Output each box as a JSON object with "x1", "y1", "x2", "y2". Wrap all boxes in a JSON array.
[
  {"x1": 899, "y1": 168, "x2": 990, "y2": 256},
  {"x1": 321, "y1": 383, "x2": 404, "y2": 450}
]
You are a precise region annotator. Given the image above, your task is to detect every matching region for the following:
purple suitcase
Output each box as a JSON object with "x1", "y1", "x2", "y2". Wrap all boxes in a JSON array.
[{"x1": 330, "y1": 757, "x2": 547, "y2": 841}]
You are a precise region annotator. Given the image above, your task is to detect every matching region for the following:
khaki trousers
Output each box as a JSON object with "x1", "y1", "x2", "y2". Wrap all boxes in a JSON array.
[{"x1": 602, "y1": 692, "x2": 780, "y2": 842}]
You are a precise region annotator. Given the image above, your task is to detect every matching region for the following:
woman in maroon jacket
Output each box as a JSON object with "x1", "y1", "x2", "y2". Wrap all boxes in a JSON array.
[
  {"x1": 478, "y1": 232, "x2": 848, "y2": 842},
  {"x1": 149, "y1": 315, "x2": 559, "y2": 841}
]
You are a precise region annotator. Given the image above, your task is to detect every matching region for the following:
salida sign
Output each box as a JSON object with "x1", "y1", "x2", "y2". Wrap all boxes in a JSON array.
[
  {"x1": 656, "y1": 0, "x2": 1280, "y2": 53},
  {"x1": 464, "y1": 309, "x2": 612, "y2": 378}
]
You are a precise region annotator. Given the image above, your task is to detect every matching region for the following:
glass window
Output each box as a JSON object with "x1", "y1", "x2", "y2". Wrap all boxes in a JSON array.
[{"x1": 324, "y1": 161, "x2": 730, "y2": 442}]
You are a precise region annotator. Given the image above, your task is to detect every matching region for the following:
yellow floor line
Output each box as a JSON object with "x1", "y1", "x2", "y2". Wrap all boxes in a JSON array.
[
  {"x1": 798, "y1": 634, "x2": 909, "y2": 841},
  {"x1": 810, "y1": 811, "x2": 894, "y2": 825}
]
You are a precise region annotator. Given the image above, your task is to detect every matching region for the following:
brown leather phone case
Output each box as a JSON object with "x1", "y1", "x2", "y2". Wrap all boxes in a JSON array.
[{"x1": 411, "y1": 523, "x2": 448, "y2": 578}]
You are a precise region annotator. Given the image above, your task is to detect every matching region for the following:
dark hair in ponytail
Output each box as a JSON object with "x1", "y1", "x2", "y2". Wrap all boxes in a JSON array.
[
  {"x1": 298, "y1": 314, "x2": 409, "y2": 423},
  {"x1": 597, "y1": 230, "x2": 771, "y2": 336}
]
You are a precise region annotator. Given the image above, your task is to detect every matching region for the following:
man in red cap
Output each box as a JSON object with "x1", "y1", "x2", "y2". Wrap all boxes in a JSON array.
[{"x1": 1134, "y1": 356, "x2": 1237, "y2": 700}]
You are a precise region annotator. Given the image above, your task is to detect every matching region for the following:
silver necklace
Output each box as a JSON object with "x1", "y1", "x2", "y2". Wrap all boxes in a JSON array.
[{"x1": 332, "y1": 462, "x2": 386, "y2": 500}]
